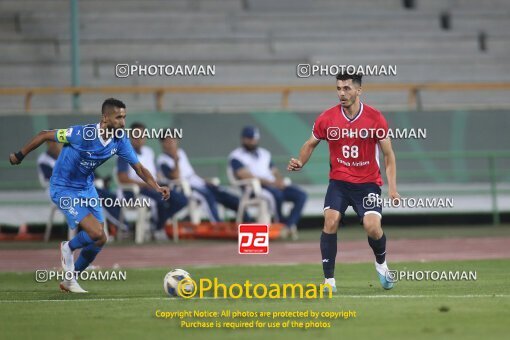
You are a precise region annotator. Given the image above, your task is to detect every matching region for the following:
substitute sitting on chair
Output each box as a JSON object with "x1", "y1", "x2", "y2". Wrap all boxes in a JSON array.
[
  {"x1": 158, "y1": 134, "x2": 248, "y2": 223},
  {"x1": 228, "y1": 126, "x2": 307, "y2": 240},
  {"x1": 117, "y1": 122, "x2": 187, "y2": 240}
]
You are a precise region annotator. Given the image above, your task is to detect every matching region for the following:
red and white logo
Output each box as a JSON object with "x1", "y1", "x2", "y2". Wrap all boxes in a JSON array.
[
  {"x1": 238, "y1": 224, "x2": 269, "y2": 254},
  {"x1": 327, "y1": 127, "x2": 341, "y2": 140}
]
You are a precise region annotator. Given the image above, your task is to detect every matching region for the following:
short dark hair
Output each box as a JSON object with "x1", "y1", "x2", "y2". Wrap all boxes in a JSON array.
[
  {"x1": 101, "y1": 98, "x2": 126, "y2": 115},
  {"x1": 336, "y1": 72, "x2": 362, "y2": 86},
  {"x1": 159, "y1": 128, "x2": 173, "y2": 141},
  {"x1": 130, "y1": 122, "x2": 146, "y2": 130}
]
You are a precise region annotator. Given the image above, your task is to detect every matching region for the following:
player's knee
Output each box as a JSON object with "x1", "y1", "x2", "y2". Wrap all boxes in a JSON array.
[
  {"x1": 363, "y1": 215, "x2": 382, "y2": 237},
  {"x1": 95, "y1": 231, "x2": 107, "y2": 246},
  {"x1": 363, "y1": 221, "x2": 379, "y2": 234},
  {"x1": 365, "y1": 227, "x2": 381, "y2": 239},
  {"x1": 88, "y1": 227, "x2": 105, "y2": 242},
  {"x1": 323, "y1": 213, "x2": 340, "y2": 233}
]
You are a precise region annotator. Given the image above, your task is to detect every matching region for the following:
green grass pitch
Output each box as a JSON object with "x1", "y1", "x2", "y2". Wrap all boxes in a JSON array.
[{"x1": 1, "y1": 259, "x2": 509, "y2": 340}]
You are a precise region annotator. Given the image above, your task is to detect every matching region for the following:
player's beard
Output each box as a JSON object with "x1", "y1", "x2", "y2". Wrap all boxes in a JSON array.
[
  {"x1": 103, "y1": 125, "x2": 122, "y2": 139},
  {"x1": 340, "y1": 96, "x2": 356, "y2": 108},
  {"x1": 243, "y1": 144, "x2": 258, "y2": 152},
  {"x1": 103, "y1": 126, "x2": 114, "y2": 139}
]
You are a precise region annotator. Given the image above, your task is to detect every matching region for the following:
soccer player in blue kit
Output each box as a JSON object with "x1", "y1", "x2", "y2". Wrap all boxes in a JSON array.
[{"x1": 9, "y1": 98, "x2": 170, "y2": 293}]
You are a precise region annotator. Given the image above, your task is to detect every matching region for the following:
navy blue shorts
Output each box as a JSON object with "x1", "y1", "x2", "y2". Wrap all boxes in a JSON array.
[{"x1": 324, "y1": 179, "x2": 382, "y2": 222}]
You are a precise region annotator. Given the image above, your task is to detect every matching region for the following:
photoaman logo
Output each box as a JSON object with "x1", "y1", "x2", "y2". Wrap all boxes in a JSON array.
[{"x1": 177, "y1": 277, "x2": 333, "y2": 299}]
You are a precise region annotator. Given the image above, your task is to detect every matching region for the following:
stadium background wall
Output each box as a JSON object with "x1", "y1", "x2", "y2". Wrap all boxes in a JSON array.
[{"x1": 1, "y1": 110, "x2": 508, "y2": 227}]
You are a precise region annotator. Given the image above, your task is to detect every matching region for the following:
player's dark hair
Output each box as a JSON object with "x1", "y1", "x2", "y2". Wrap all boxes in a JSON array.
[
  {"x1": 336, "y1": 72, "x2": 362, "y2": 86},
  {"x1": 101, "y1": 98, "x2": 126, "y2": 115},
  {"x1": 130, "y1": 122, "x2": 146, "y2": 130},
  {"x1": 159, "y1": 128, "x2": 173, "y2": 141}
]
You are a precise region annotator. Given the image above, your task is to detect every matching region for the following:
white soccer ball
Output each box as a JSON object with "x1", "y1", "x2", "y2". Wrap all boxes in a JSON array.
[{"x1": 163, "y1": 269, "x2": 194, "y2": 297}]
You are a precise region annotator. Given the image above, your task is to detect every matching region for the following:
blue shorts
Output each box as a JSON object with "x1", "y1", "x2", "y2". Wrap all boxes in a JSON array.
[
  {"x1": 324, "y1": 179, "x2": 382, "y2": 222},
  {"x1": 49, "y1": 184, "x2": 104, "y2": 229}
]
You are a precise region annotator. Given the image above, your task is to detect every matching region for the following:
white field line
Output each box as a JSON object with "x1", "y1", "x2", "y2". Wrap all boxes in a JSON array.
[{"x1": 1, "y1": 294, "x2": 509, "y2": 303}]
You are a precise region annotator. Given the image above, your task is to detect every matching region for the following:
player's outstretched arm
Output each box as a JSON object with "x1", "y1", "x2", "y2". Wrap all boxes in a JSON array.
[
  {"x1": 9, "y1": 130, "x2": 56, "y2": 165},
  {"x1": 379, "y1": 138, "x2": 400, "y2": 200},
  {"x1": 130, "y1": 162, "x2": 170, "y2": 200},
  {"x1": 287, "y1": 134, "x2": 320, "y2": 171}
]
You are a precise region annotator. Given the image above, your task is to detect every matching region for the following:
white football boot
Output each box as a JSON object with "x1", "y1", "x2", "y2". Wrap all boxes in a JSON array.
[
  {"x1": 60, "y1": 241, "x2": 75, "y2": 273},
  {"x1": 60, "y1": 279, "x2": 88, "y2": 293},
  {"x1": 375, "y1": 260, "x2": 394, "y2": 290}
]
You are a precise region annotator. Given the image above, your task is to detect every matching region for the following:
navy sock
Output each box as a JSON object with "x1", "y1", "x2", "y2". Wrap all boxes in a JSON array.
[
  {"x1": 320, "y1": 231, "x2": 337, "y2": 279},
  {"x1": 68, "y1": 231, "x2": 95, "y2": 251},
  {"x1": 74, "y1": 244, "x2": 103, "y2": 273},
  {"x1": 368, "y1": 233, "x2": 387, "y2": 264}
]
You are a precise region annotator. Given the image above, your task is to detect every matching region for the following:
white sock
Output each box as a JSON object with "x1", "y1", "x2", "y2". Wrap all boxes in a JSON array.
[
  {"x1": 375, "y1": 261, "x2": 389, "y2": 275},
  {"x1": 325, "y1": 278, "x2": 336, "y2": 286},
  {"x1": 64, "y1": 241, "x2": 72, "y2": 253}
]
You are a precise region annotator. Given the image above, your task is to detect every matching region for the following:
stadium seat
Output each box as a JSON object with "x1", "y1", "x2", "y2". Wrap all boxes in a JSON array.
[
  {"x1": 37, "y1": 167, "x2": 77, "y2": 242},
  {"x1": 2, "y1": 0, "x2": 510, "y2": 111},
  {"x1": 226, "y1": 167, "x2": 273, "y2": 224},
  {"x1": 112, "y1": 167, "x2": 151, "y2": 244},
  {"x1": 158, "y1": 177, "x2": 199, "y2": 243},
  {"x1": 159, "y1": 176, "x2": 233, "y2": 242}
]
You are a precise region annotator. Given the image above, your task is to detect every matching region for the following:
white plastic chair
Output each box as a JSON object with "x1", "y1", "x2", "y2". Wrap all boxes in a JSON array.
[
  {"x1": 226, "y1": 167, "x2": 273, "y2": 224},
  {"x1": 113, "y1": 167, "x2": 151, "y2": 244},
  {"x1": 38, "y1": 172, "x2": 77, "y2": 242},
  {"x1": 158, "y1": 177, "x2": 199, "y2": 243}
]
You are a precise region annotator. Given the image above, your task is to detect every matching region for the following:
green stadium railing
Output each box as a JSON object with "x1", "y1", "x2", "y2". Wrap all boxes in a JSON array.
[
  {"x1": 1, "y1": 151, "x2": 509, "y2": 225},
  {"x1": 2, "y1": 82, "x2": 510, "y2": 112}
]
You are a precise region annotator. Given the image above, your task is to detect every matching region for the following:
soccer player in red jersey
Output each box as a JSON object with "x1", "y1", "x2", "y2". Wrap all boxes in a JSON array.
[{"x1": 287, "y1": 72, "x2": 400, "y2": 291}]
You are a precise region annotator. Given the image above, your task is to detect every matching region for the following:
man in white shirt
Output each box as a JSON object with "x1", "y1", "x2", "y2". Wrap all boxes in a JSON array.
[
  {"x1": 228, "y1": 126, "x2": 307, "y2": 239},
  {"x1": 158, "y1": 136, "x2": 248, "y2": 222},
  {"x1": 117, "y1": 122, "x2": 187, "y2": 238}
]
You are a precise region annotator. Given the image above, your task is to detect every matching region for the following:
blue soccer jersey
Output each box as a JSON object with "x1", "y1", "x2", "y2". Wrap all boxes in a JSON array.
[{"x1": 50, "y1": 123, "x2": 139, "y2": 189}]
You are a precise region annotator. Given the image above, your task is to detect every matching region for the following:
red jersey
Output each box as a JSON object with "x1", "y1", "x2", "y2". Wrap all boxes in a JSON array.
[{"x1": 312, "y1": 102, "x2": 389, "y2": 186}]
